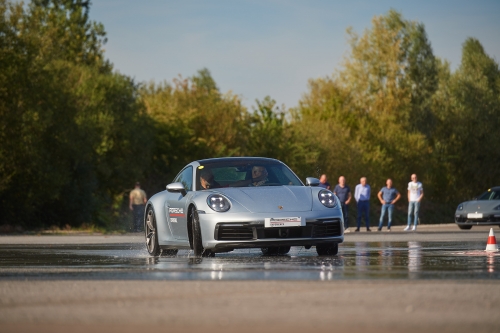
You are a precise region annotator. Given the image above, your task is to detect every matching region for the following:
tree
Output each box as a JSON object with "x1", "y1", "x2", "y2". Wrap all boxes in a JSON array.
[{"x1": 432, "y1": 38, "x2": 500, "y2": 201}]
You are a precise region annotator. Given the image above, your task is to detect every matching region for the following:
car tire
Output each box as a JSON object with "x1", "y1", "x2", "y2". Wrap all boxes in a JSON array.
[
  {"x1": 458, "y1": 225, "x2": 472, "y2": 230},
  {"x1": 191, "y1": 208, "x2": 214, "y2": 257},
  {"x1": 277, "y1": 246, "x2": 291, "y2": 255},
  {"x1": 261, "y1": 247, "x2": 277, "y2": 255},
  {"x1": 261, "y1": 246, "x2": 290, "y2": 255},
  {"x1": 316, "y1": 243, "x2": 339, "y2": 256},
  {"x1": 145, "y1": 207, "x2": 161, "y2": 256},
  {"x1": 162, "y1": 249, "x2": 178, "y2": 256}
]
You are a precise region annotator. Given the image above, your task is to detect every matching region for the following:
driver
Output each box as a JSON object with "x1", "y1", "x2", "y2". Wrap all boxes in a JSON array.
[
  {"x1": 200, "y1": 169, "x2": 220, "y2": 189},
  {"x1": 250, "y1": 166, "x2": 268, "y2": 186}
]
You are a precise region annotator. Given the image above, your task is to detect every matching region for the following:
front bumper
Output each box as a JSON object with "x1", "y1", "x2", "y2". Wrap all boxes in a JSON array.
[
  {"x1": 455, "y1": 212, "x2": 500, "y2": 225},
  {"x1": 198, "y1": 210, "x2": 344, "y2": 250}
]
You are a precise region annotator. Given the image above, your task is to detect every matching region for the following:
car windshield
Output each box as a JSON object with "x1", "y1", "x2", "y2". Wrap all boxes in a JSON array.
[
  {"x1": 196, "y1": 159, "x2": 303, "y2": 190},
  {"x1": 477, "y1": 189, "x2": 500, "y2": 200}
]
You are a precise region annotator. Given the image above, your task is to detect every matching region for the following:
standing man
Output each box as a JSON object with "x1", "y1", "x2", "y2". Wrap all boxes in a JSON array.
[
  {"x1": 377, "y1": 179, "x2": 401, "y2": 231},
  {"x1": 318, "y1": 174, "x2": 331, "y2": 190},
  {"x1": 405, "y1": 174, "x2": 424, "y2": 231},
  {"x1": 333, "y1": 176, "x2": 352, "y2": 232},
  {"x1": 354, "y1": 177, "x2": 371, "y2": 232},
  {"x1": 129, "y1": 182, "x2": 147, "y2": 232}
]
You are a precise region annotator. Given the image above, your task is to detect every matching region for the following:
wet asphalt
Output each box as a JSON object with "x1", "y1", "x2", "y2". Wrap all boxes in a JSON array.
[{"x1": 1, "y1": 224, "x2": 499, "y2": 281}]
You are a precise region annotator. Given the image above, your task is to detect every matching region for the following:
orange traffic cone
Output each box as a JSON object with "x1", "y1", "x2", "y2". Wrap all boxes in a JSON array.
[{"x1": 485, "y1": 228, "x2": 499, "y2": 252}]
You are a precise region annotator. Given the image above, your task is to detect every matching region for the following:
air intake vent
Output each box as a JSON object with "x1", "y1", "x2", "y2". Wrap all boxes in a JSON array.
[
  {"x1": 312, "y1": 222, "x2": 341, "y2": 237},
  {"x1": 217, "y1": 226, "x2": 254, "y2": 240}
]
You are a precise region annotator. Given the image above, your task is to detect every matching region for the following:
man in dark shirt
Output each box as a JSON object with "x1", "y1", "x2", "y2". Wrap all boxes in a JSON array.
[{"x1": 333, "y1": 176, "x2": 352, "y2": 232}]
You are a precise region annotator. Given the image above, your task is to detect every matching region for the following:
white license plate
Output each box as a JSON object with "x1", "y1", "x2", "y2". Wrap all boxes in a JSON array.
[
  {"x1": 467, "y1": 213, "x2": 483, "y2": 219},
  {"x1": 265, "y1": 217, "x2": 304, "y2": 228}
]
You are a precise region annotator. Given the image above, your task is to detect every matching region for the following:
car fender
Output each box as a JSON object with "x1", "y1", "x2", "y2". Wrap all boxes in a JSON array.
[{"x1": 147, "y1": 190, "x2": 175, "y2": 243}]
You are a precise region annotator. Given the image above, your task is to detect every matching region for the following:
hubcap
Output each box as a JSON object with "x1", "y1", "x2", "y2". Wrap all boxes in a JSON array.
[{"x1": 146, "y1": 211, "x2": 155, "y2": 252}]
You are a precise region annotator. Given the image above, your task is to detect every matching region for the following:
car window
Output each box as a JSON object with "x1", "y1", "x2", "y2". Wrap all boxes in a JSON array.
[
  {"x1": 477, "y1": 190, "x2": 500, "y2": 200},
  {"x1": 196, "y1": 160, "x2": 302, "y2": 189},
  {"x1": 174, "y1": 166, "x2": 193, "y2": 191}
]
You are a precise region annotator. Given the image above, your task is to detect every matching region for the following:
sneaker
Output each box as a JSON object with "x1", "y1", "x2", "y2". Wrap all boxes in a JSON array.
[
  {"x1": 377, "y1": 228, "x2": 382, "y2": 231},
  {"x1": 387, "y1": 228, "x2": 391, "y2": 232},
  {"x1": 412, "y1": 226, "x2": 416, "y2": 231},
  {"x1": 344, "y1": 228, "x2": 351, "y2": 233},
  {"x1": 355, "y1": 228, "x2": 360, "y2": 232},
  {"x1": 404, "y1": 226, "x2": 411, "y2": 231},
  {"x1": 366, "y1": 228, "x2": 372, "y2": 232}
]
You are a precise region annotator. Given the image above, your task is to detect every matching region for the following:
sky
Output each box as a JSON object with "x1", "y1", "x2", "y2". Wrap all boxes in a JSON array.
[{"x1": 90, "y1": 0, "x2": 500, "y2": 109}]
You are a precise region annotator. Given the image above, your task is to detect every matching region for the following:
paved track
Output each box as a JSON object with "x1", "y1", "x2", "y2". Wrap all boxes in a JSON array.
[{"x1": 1, "y1": 224, "x2": 499, "y2": 333}]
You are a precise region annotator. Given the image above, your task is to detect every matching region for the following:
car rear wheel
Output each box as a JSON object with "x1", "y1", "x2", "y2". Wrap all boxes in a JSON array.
[
  {"x1": 261, "y1": 246, "x2": 291, "y2": 255},
  {"x1": 162, "y1": 249, "x2": 178, "y2": 256},
  {"x1": 316, "y1": 243, "x2": 339, "y2": 256},
  {"x1": 145, "y1": 207, "x2": 161, "y2": 256},
  {"x1": 191, "y1": 208, "x2": 214, "y2": 257},
  {"x1": 458, "y1": 225, "x2": 472, "y2": 230}
]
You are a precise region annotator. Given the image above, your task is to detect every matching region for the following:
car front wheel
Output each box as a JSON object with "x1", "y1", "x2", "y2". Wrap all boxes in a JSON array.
[
  {"x1": 145, "y1": 207, "x2": 161, "y2": 256},
  {"x1": 191, "y1": 208, "x2": 214, "y2": 257},
  {"x1": 316, "y1": 243, "x2": 339, "y2": 256}
]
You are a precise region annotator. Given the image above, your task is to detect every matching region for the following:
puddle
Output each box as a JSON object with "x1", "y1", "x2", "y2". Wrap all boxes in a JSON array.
[{"x1": 0, "y1": 241, "x2": 499, "y2": 280}]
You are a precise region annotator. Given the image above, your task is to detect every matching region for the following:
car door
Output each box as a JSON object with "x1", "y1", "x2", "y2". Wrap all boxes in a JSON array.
[{"x1": 166, "y1": 166, "x2": 193, "y2": 240}]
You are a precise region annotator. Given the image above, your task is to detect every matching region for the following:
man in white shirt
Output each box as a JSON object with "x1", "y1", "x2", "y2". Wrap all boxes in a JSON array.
[
  {"x1": 405, "y1": 174, "x2": 424, "y2": 231},
  {"x1": 354, "y1": 177, "x2": 371, "y2": 232}
]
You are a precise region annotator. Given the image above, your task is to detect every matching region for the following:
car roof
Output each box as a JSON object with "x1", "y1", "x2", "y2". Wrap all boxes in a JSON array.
[
  {"x1": 487, "y1": 186, "x2": 500, "y2": 191},
  {"x1": 196, "y1": 157, "x2": 283, "y2": 165}
]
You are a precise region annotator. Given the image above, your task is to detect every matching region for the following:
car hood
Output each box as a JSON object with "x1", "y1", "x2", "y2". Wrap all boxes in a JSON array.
[
  {"x1": 214, "y1": 186, "x2": 313, "y2": 213},
  {"x1": 461, "y1": 200, "x2": 500, "y2": 212}
]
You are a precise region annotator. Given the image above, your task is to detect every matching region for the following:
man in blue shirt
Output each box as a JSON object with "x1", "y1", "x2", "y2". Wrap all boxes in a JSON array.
[
  {"x1": 354, "y1": 177, "x2": 371, "y2": 232},
  {"x1": 318, "y1": 174, "x2": 331, "y2": 190},
  {"x1": 333, "y1": 176, "x2": 351, "y2": 232},
  {"x1": 377, "y1": 179, "x2": 401, "y2": 231}
]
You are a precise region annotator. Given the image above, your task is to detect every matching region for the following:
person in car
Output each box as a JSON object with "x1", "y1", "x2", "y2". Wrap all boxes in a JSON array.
[
  {"x1": 200, "y1": 169, "x2": 221, "y2": 189},
  {"x1": 250, "y1": 166, "x2": 269, "y2": 186}
]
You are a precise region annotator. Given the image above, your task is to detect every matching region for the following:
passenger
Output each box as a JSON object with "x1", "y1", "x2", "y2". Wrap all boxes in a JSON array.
[
  {"x1": 250, "y1": 166, "x2": 268, "y2": 186},
  {"x1": 200, "y1": 169, "x2": 220, "y2": 189}
]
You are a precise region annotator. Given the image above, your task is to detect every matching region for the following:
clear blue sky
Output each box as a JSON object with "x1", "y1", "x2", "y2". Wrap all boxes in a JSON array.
[{"x1": 91, "y1": 0, "x2": 500, "y2": 108}]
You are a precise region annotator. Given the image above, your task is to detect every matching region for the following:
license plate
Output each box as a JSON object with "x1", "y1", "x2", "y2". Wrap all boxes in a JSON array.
[
  {"x1": 265, "y1": 217, "x2": 304, "y2": 228},
  {"x1": 467, "y1": 213, "x2": 483, "y2": 219}
]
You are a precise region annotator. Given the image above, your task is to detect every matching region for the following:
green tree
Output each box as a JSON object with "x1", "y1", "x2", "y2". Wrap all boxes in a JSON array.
[
  {"x1": 0, "y1": 0, "x2": 150, "y2": 228},
  {"x1": 432, "y1": 38, "x2": 500, "y2": 201},
  {"x1": 140, "y1": 69, "x2": 250, "y2": 193}
]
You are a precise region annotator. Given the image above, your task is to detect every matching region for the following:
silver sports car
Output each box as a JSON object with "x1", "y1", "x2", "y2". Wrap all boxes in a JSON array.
[
  {"x1": 144, "y1": 157, "x2": 344, "y2": 257},
  {"x1": 455, "y1": 186, "x2": 500, "y2": 230}
]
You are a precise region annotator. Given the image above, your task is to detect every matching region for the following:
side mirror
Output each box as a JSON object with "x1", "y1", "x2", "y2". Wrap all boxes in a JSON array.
[
  {"x1": 306, "y1": 177, "x2": 320, "y2": 186},
  {"x1": 166, "y1": 182, "x2": 187, "y2": 196}
]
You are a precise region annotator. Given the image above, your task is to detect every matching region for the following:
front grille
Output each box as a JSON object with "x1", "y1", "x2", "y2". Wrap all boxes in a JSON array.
[
  {"x1": 215, "y1": 220, "x2": 342, "y2": 241},
  {"x1": 216, "y1": 226, "x2": 254, "y2": 240}
]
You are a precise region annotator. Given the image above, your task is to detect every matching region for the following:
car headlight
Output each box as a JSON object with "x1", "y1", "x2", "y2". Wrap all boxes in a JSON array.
[
  {"x1": 207, "y1": 194, "x2": 231, "y2": 212},
  {"x1": 494, "y1": 205, "x2": 500, "y2": 211},
  {"x1": 318, "y1": 190, "x2": 337, "y2": 208},
  {"x1": 457, "y1": 204, "x2": 463, "y2": 211}
]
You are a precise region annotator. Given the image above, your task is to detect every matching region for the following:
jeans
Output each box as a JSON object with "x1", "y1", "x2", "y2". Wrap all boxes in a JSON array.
[
  {"x1": 378, "y1": 203, "x2": 394, "y2": 229},
  {"x1": 407, "y1": 201, "x2": 420, "y2": 226},
  {"x1": 341, "y1": 203, "x2": 349, "y2": 229},
  {"x1": 132, "y1": 204, "x2": 145, "y2": 232},
  {"x1": 356, "y1": 200, "x2": 370, "y2": 229}
]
